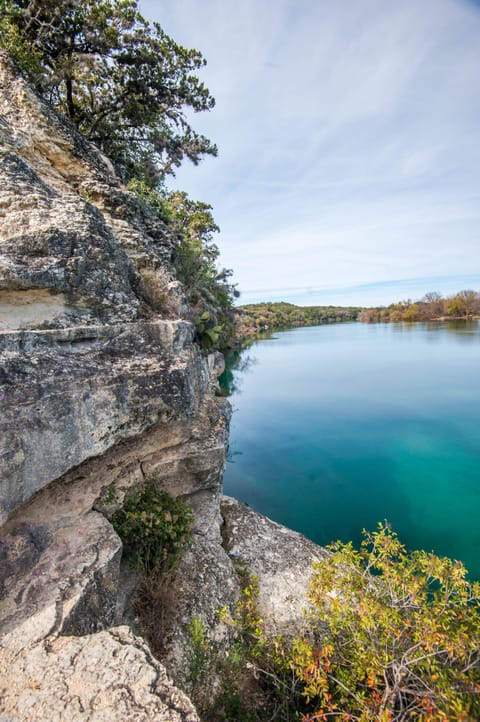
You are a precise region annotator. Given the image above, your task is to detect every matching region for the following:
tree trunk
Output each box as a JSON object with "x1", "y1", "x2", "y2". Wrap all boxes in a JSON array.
[{"x1": 65, "y1": 76, "x2": 77, "y2": 123}]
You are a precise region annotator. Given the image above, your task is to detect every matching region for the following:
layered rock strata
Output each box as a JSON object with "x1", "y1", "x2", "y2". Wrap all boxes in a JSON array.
[{"x1": 0, "y1": 49, "x2": 193, "y2": 524}]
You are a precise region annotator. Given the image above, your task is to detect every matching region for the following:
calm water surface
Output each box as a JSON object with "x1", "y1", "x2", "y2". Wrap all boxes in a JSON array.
[{"x1": 222, "y1": 322, "x2": 480, "y2": 578}]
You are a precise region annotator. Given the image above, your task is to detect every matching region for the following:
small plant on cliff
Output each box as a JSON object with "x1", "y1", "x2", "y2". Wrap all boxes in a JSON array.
[
  {"x1": 111, "y1": 476, "x2": 194, "y2": 577},
  {"x1": 184, "y1": 615, "x2": 221, "y2": 713},
  {"x1": 111, "y1": 477, "x2": 194, "y2": 655},
  {"x1": 216, "y1": 561, "x2": 305, "y2": 721},
  {"x1": 185, "y1": 608, "x2": 258, "y2": 721},
  {"x1": 195, "y1": 310, "x2": 222, "y2": 350},
  {"x1": 128, "y1": 180, "x2": 238, "y2": 349}
]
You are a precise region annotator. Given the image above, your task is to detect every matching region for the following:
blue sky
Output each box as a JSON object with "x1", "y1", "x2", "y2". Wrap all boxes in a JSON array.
[{"x1": 139, "y1": 0, "x2": 480, "y2": 306}]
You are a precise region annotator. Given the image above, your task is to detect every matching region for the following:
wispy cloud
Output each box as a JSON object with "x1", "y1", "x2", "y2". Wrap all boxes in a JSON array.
[
  {"x1": 241, "y1": 274, "x2": 480, "y2": 307},
  {"x1": 140, "y1": 0, "x2": 480, "y2": 305}
]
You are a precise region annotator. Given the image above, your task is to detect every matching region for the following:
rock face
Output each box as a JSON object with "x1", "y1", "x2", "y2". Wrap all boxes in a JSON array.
[
  {"x1": 0, "y1": 626, "x2": 200, "y2": 722},
  {"x1": 221, "y1": 497, "x2": 327, "y2": 636},
  {"x1": 0, "y1": 51, "x2": 224, "y2": 721},
  {"x1": 0, "y1": 53, "x2": 328, "y2": 720},
  {"x1": 0, "y1": 49, "x2": 198, "y2": 524}
]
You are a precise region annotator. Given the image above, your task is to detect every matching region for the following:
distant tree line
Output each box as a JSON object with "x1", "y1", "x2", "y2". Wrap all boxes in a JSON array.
[
  {"x1": 232, "y1": 291, "x2": 480, "y2": 345},
  {"x1": 358, "y1": 290, "x2": 480, "y2": 323},
  {"x1": 235, "y1": 302, "x2": 359, "y2": 341}
]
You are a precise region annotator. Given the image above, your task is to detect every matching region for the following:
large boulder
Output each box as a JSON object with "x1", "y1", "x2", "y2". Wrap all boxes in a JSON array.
[{"x1": 221, "y1": 496, "x2": 327, "y2": 636}]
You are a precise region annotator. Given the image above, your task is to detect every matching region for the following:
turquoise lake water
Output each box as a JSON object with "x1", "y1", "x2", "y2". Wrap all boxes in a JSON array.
[{"x1": 222, "y1": 321, "x2": 480, "y2": 579}]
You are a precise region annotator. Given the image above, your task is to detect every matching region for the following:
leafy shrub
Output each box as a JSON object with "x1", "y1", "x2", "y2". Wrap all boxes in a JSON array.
[
  {"x1": 195, "y1": 310, "x2": 222, "y2": 350},
  {"x1": 221, "y1": 527, "x2": 480, "y2": 722},
  {"x1": 111, "y1": 477, "x2": 194, "y2": 577},
  {"x1": 128, "y1": 180, "x2": 238, "y2": 350},
  {"x1": 294, "y1": 524, "x2": 480, "y2": 721}
]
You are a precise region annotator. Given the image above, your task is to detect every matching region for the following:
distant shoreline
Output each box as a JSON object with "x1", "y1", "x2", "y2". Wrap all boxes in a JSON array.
[{"x1": 231, "y1": 297, "x2": 480, "y2": 347}]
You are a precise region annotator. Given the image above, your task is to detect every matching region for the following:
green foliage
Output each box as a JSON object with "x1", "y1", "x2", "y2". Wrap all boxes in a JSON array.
[
  {"x1": 195, "y1": 311, "x2": 222, "y2": 350},
  {"x1": 111, "y1": 478, "x2": 194, "y2": 657},
  {"x1": 129, "y1": 180, "x2": 238, "y2": 349},
  {"x1": 219, "y1": 529, "x2": 480, "y2": 722},
  {"x1": 231, "y1": 563, "x2": 267, "y2": 657},
  {"x1": 99, "y1": 484, "x2": 118, "y2": 506},
  {"x1": 0, "y1": 2, "x2": 43, "y2": 80},
  {"x1": 294, "y1": 524, "x2": 480, "y2": 721},
  {"x1": 236, "y1": 302, "x2": 360, "y2": 340},
  {"x1": 0, "y1": 0, "x2": 216, "y2": 183},
  {"x1": 186, "y1": 616, "x2": 216, "y2": 704},
  {"x1": 111, "y1": 476, "x2": 194, "y2": 576}
]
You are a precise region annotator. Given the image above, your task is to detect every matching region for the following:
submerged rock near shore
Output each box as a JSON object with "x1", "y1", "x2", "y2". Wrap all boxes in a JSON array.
[{"x1": 0, "y1": 52, "x2": 326, "y2": 720}]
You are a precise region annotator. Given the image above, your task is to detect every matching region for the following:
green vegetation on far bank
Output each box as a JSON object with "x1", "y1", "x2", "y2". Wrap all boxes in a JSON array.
[
  {"x1": 235, "y1": 302, "x2": 360, "y2": 341},
  {"x1": 232, "y1": 290, "x2": 480, "y2": 346}
]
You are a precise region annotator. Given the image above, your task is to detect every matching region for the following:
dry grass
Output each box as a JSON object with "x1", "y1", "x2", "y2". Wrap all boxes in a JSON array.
[
  {"x1": 139, "y1": 268, "x2": 180, "y2": 317},
  {"x1": 132, "y1": 568, "x2": 179, "y2": 656}
]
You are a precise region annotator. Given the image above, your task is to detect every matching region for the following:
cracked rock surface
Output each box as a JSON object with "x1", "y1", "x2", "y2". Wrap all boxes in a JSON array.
[
  {"x1": 0, "y1": 626, "x2": 199, "y2": 722},
  {"x1": 0, "y1": 52, "x2": 220, "y2": 720},
  {"x1": 0, "y1": 50, "x2": 196, "y2": 523},
  {"x1": 221, "y1": 496, "x2": 327, "y2": 636}
]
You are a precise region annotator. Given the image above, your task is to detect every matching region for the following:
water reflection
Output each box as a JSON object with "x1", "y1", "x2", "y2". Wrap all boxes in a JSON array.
[
  {"x1": 389, "y1": 319, "x2": 480, "y2": 342},
  {"x1": 219, "y1": 348, "x2": 258, "y2": 396}
]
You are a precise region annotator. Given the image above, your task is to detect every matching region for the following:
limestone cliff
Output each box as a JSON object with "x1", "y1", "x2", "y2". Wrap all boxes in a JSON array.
[
  {"x1": 0, "y1": 52, "x2": 325, "y2": 721},
  {"x1": 0, "y1": 49, "x2": 230, "y2": 720},
  {"x1": 0, "y1": 47, "x2": 201, "y2": 524}
]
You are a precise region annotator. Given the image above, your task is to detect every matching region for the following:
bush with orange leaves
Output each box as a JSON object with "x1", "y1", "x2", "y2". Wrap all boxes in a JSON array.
[
  {"x1": 227, "y1": 525, "x2": 480, "y2": 722},
  {"x1": 291, "y1": 524, "x2": 480, "y2": 721}
]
